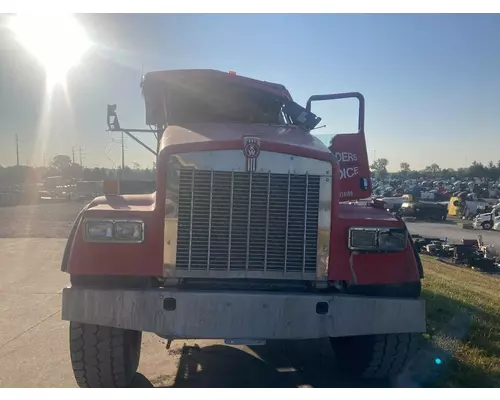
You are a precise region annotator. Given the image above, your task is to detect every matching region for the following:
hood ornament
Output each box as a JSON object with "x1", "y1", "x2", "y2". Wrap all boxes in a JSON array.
[{"x1": 243, "y1": 136, "x2": 260, "y2": 172}]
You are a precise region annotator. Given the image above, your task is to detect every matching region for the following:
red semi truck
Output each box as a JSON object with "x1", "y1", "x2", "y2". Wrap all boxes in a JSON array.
[{"x1": 61, "y1": 69, "x2": 426, "y2": 387}]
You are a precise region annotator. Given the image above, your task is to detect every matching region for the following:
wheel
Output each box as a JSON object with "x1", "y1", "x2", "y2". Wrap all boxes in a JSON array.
[
  {"x1": 330, "y1": 333, "x2": 419, "y2": 379},
  {"x1": 441, "y1": 213, "x2": 447, "y2": 221},
  {"x1": 482, "y1": 221, "x2": 493, "y2": 230},
  {"x1": 69, "y1": 322, "x2": 142, "y2": 388}
]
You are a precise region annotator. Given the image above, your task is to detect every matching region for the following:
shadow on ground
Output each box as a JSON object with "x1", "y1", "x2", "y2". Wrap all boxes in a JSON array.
[
  {"x1": 128, "y1": 290, "x2": 500, "y2": 388},
  {"x1": 130, "y1": 340, "x2": 388, "y2": 388}
]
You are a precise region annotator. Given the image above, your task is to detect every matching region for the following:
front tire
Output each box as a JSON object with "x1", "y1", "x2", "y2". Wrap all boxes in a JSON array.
[
  {"x1": 69, "y1": 322, "x2": 142, "y2": 388},
  {"x1": 482, "y1": 221, "x2": 493, "y2": 230},
  {"x1": 330, "y1": 333, "x2": 419, "y2": 379}
]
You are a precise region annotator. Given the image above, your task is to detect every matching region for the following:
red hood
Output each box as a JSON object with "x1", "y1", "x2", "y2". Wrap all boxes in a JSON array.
[{"x1": 159, "y1": 123, "x2": 331, "y2": 155}]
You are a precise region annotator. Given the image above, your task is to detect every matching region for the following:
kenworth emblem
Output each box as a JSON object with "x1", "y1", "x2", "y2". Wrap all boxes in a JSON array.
[{"x1": 243, "y1": 137, "x2": 260, "y2": 172}]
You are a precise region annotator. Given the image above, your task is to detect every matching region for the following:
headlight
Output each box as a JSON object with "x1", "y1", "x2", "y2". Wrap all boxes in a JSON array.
[
  {"x1": 349, "y1": 228, "x2": 377, "y2": 249},
  {"x1": 349, "y1": 227, "x2": 406, "y2": 252},
  {"x1": 85, "y1": 220, "x2": 114, "y2": 240},
  {"x1": 84, "y1": 219, "x2": 144, "y2": 243},
  {"x1": 378, "y1": 228, "x2": 406, "y2": 250},
  {"x1": 114, "y1": 221, "x2": 143, "y2": 241}
]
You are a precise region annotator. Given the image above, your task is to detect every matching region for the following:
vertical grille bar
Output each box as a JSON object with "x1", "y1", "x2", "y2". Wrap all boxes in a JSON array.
[
  {"x1": 188, "y1": 170, "x2": 195, "y2": 271},
  {"x1": 175, "y1": 169, "x2": 320, "y2": 276},
  {"x1": 227, "y1": 171, "x2": 234, "y2": 271},
  {"x1": 302, "y1": 173, "x2": 309, "y2": 275},
  {"x1": 284, "y1": 171, "x2": 291, "y2": 275},
  {"x1": 245, "y1": 172, "x2": 253, "y2": 272},
  {"x1": 264, "y1": 171, "x2": 271, "y2": 272},
  {"x1": 206, "y1": 170, "x2": 214, "y2": 271}
]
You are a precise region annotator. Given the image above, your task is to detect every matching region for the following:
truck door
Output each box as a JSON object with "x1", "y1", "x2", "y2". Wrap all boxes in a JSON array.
[{"x1": 306, "y1": 92, "x2": 371, "y2": 201}]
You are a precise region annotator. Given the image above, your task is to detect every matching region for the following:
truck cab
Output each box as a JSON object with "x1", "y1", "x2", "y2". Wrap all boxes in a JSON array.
[
  {"x1": 473, "y1": 203, "x2": 500, "y2": 230},
  {"x1": 61, "y1": 69, "x2": 425, "y2": 387}
]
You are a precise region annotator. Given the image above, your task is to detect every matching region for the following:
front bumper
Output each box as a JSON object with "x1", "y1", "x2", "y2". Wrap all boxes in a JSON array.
[{"x1": 62, "y1": 288, "x2": 426, "y2": 339}]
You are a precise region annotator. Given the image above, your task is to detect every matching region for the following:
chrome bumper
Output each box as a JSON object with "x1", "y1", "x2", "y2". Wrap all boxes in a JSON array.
[{"x1": 62, "y1": 288, "x2": 426, "y2": 339}]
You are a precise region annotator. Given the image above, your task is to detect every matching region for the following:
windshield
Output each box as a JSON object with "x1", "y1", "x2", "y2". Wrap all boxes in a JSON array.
[
  {"x1": 143, "y1": 70, "x2": 321, "y2": 130},
  {"x1": 165, "y1": 84, "x2": 286, "y2": 125}
]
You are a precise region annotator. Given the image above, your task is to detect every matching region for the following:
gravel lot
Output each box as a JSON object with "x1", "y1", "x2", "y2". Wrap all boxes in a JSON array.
[
  {"x1": 0, "y1": 201, "x2": 388, "y2": 388},
  {"x1": 3, "y1": 201, "x2": 496, "y2": 387},
  {"x1": 0, "y1": 202, "x2": 87, "y2": 239}
]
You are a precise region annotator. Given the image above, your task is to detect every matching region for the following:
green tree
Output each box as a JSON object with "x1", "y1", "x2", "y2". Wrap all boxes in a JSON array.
[
  {"x1": 370, "y1": 158, "x2": 389, "y2": 179},
  {"x1": 424, "y1": 163, "x2": 441, "y2": 177},
  {"x1": 50, "y1": 155, "x2": 72, "y2": 173},
  {"x1": 400, "y1": 162, "x2": 411, "y2": 177}
]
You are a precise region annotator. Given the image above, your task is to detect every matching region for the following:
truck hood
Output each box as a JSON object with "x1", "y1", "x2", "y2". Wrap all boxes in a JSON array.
[
  {"x1": 339, "y1": 203, "x2": 403, "y2": 226},
  {"x1": 476, "y1": 212, "x2": 492, "y2": 219},
  {"x1": 159, "y1": 123, "x2": 331, "y2": 155}
]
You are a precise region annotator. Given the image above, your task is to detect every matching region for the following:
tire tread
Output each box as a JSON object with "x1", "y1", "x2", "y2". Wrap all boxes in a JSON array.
[{"x1": 69, "y1": 322, "x2": 141, "y2": 388}]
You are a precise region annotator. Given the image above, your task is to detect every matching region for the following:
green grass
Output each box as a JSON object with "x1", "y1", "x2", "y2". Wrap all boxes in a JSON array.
[{"x1": 421, "y1": 255, "x2": 500, "y2": 387}]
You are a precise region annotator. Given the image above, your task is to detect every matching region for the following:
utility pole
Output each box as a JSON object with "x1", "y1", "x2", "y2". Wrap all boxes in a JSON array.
[
  {"x1": 121, "y1": 132, "x2": 125, "y2": 180},
  {"x1": 72, "y1": 147, "x2": 75, "y2": 164},
  {"x1": 15, "y1": 134, "x2": 19, "y2": 166},
  {"x1": 121, "y1": 132, "x2": 125, "y2": 170}
]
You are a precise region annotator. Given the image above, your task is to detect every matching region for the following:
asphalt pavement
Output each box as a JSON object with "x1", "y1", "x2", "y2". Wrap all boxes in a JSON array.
[
  {"x1": 0, "y1": 235, "x2": 377, "y2": 388},
  {"x1": 407, "y1": 219, "x2": 500, "y2": 249},
  {"x1": 1, "y1": 202, "x2": 496, "y2": 387}
]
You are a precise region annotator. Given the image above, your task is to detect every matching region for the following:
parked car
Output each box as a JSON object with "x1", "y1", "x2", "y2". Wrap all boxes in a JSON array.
[{"x1": 398, "y1": 200, "x2": 448, "y2": 221}]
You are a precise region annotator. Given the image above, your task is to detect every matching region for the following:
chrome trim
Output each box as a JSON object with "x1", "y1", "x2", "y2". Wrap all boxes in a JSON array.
[
  {"x1": 84, "y1": 218, "x2": 145, "y2": 244},
  {"x1": 163, "y1": 150, "x2": 332, "y2": 281},
  {"x1": 228, "y1": 171, "x2": 234, "y2": 271},
  {"x1": 317, "y1": 176, "x2": 331, "y2": 280},
  {"x1": 162, "y1": 268, "x2": 317, "y2": 281},
  {"x1": 207, "y1": 170, "x2": 214, "y2": 272},
  {"x1": 188, "y1": 170, "x2": 195, "y2": 271},
  {"x1": 264, "y1": 172, "x2": 271, "y2": 273},
  {"x1": 169, "y1": 150, "x2": 330, "y2": 175},
  {"x1": 245, "y1": 172, "x2": 253, "y2": 273},
  {"x1": 348, "y1": 226, "x2": 406, "y2": 251},
  {"x1": 303, "y1": 172, "x2": 309, "y2": 274},
  {"x1": 284, "y1": 171, "x2": 291, "y2": 275}
]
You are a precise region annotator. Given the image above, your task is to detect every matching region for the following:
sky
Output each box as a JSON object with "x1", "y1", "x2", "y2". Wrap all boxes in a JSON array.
[{"x1": 0, "y1": 13, "x2": 499, "y2": 172}]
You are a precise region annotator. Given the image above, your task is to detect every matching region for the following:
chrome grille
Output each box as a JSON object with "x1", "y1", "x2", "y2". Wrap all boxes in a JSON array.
[{"x1": 176, "y1": 169, "x2": 320, "y2": 275}]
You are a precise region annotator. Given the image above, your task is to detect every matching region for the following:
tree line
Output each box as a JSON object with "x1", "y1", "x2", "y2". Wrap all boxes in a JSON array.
[
  {"x1": 0, "y1": 154, "x2": 156, "y2": 187},
  {"x1": 370, "y1": 158, "x2": 500, "y2": 181},
  {"x1": 2, "y1": 154, "x2": 500, "y2": 187}
]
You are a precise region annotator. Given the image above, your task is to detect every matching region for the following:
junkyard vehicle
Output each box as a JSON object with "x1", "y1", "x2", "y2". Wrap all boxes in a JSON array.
[
  {"x1": 398, "y1": 198, "x2": 448, "y2": 221},
  {"x1": 61, "y1": 69, "x2": 426, "y2": 388},
  {"x1": 473, "y1": 203, "x2": 500, "y2": 230}
]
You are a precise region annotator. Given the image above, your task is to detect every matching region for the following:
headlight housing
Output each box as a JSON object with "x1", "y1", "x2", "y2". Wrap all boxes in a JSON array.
[
  {"x1": 84, "y1": 219, "x2": 144, "y2": 243},
  {"x1": 349, "y1": 227, "x2": 406, "y2": 252}
]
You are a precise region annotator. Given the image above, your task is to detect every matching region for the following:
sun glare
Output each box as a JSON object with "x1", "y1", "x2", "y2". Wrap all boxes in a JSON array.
[{"x1": 8, "y1": 14, "x2": 92, "y2": 89}]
